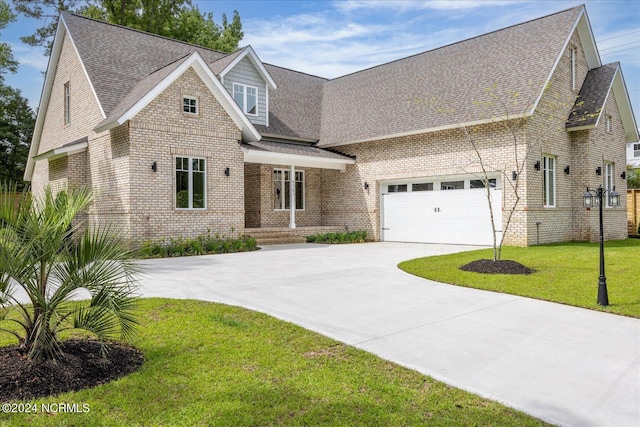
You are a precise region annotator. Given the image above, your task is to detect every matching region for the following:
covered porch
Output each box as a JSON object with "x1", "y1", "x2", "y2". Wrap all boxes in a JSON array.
[{"x1": 241, "y1": 140, "x2": 355, "y2": 232}]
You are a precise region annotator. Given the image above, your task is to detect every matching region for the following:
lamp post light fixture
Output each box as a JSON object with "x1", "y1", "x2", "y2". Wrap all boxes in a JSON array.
[{"x1": 582, "y1": 185, "x2": 620, "y2": 306}]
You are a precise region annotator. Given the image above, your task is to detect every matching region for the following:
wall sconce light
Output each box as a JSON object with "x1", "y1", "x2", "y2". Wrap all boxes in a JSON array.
[
  {"x1": 564, "y1": 166, "x2": 570, "y2": 175},
  {"x1": 621, "y1": 171, "x2": 626, "y2": 179},
  {"x1": 511, "y1": 171, "x2": 517, "y2": 180},
  {"x1": 224, "y1": 167, "x2": 230, "y2": 177},
  {"x1": 596, "y1": 166, "x2": 602, "y2": 176},
  {"x1": 534, "y1": 160, "x2": 540, "y2": 171},
  {"x1": 151, "y1": 161, "x2": 157, "y2": 172},
  {"x1": 364, "y1": 182, "x2": 369, "y2": 190}
]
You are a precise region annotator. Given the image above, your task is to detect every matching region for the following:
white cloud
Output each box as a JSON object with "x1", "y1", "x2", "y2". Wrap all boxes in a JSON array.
[
  {"x1": 334, "y1": 0, "x2": 521, "y2": 13},
  {"x1": 242, "y1": 9, "x2": 480, "y2": 79},
  {"x1": 11, "y1": 43, "x2": 48, "y2": 72}
]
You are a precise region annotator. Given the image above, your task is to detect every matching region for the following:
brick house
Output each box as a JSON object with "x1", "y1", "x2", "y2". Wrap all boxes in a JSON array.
[{"x1": 25, "y1": 5, "x2": 638, "y2": 246}]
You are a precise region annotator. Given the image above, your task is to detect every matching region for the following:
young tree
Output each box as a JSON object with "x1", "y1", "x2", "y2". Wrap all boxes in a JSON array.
[
  {"x1": 421, "y1": 83, "x2": 575, "y2": 261},
  {"x1": 0, "y1": 84, "x2": 35, "y2": 188},
  {"x1": 0, "y1": 184, "x2": 140, "y2": 362},
  {"x1": 14, "y1": 0, "x2": 244, "y2": 55}
]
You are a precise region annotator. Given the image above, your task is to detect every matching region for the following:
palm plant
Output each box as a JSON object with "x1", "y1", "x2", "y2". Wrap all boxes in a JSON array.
[{"x1": 0, "y1": 183, "x2": 140, "y2": 362}]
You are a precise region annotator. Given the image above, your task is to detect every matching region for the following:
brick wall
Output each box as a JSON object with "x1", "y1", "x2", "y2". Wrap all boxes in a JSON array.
[
  {"x1": 31, "y1": 33, "x2": 104, "y2": 197},
  {"x1": 526, "y1": 30, "x2": 627, "y2": 243},
  {"x1": 323, "y1": 123, "x2": 528, "y2": 244},
  {"x1": 126, "y1": 68, "x2": 244, "y2": 242}
]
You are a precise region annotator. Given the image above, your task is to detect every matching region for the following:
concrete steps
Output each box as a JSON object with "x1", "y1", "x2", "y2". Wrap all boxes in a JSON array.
[{"x1": 245, "y1": 226, "x2": 346, "y2": 246}]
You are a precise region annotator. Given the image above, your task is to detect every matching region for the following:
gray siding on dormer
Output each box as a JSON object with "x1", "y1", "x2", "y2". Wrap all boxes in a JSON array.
[{"x1": 223, "y1": 57, "x2": 267, "y2": 126}]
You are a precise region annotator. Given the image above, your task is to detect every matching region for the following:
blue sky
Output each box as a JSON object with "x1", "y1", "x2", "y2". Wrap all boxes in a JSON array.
[{"x1": 3, "y1": 0, "x2": 640, "y2": 119}]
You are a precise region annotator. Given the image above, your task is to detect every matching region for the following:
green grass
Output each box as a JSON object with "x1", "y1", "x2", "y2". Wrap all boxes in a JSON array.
[
  {"x1": 399, "y1": 239, "x2": 640, "y2": 318},
  {"x1": 0, "y1": 299, "x2": 549, "y2": 426}
]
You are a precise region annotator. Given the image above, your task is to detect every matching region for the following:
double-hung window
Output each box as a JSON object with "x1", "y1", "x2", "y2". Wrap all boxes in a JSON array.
[
  {"x1": 233, "y1": 83, "x2": 257, "y2": 115},
  {"x1": 543, "y1": 155, "x2": 556, "y2": 207},
  {"x1": 64, "y1": 82, "x2": 71, "y2": 125},
  {"x1": 273, "y1": 169, "x2": 304, "y2": 210},
  {"x1": 634, "y1": 143, "x2": 640, "y2": 158},
  {"x1": 605, "y1": 162, "x2": 614, "y2": 207},
  {"x1": 176, "y1": 157, "x2": 206, "y2": 209}
]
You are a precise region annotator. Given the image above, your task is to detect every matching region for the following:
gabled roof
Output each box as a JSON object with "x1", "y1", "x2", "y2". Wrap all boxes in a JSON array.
[
  {"x1": 61, "y1": 12, "x2": 231, "y2": 117},
  {"x1": 566, "y1": 63, "x2": 618, "y2": 129},
  {"x1": 316, "y1": 5, "x2": 587, "y2": 147},
  {"x1": 92, "y1": 51, "x2": 261, "y2": 141},
  {"x1": 567, "y1": 63, "x2": 639, "y2": 142},
  {"x1": 216, "y1": 46, "x2": 277, "y2": 90}
]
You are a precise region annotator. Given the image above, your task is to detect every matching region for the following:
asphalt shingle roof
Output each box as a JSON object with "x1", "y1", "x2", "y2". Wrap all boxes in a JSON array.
[
  {"x1": 62, "y1": 12, "x2": 228, "y2": 117},
  {"x1": 566, "y1": 63, "x2": 619, "y2": 128},
  {"x1": 254, "y1": 65, "x2": 326, "y2": 141},
  {"x1": 61, "y1": 6, "x2": 585, "y2": 147},
  {"x1": 317, "y1": 6, "x2": 583, "y2": 146}
]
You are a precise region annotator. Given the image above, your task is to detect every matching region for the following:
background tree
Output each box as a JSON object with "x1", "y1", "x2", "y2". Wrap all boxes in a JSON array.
[
  {"x1": 0, "y1": 85, "x2": 35, "y2": 188},
  {"x1": 0, "y1": 0, "x2": 18, "y2": 80},
  {"x1": 0, "y1": 184, "x2": 140, "y2": 362},
  {"x1": 628, "y1": 164, "x2": 640, "y2": 189},
  {"x1": 13, "y1": 0, "x2": 243, "y2": 55}
]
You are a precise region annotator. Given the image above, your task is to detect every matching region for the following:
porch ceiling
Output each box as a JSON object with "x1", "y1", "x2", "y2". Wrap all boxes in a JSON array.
[{"x1": 241, "y1": 141, "x2": 355, "y2": 171}]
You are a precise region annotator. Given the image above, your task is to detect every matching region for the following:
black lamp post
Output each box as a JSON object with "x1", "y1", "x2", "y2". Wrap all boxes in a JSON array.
[{"x1": 583, "y1": 185, "x2": 620, "y2": 306}]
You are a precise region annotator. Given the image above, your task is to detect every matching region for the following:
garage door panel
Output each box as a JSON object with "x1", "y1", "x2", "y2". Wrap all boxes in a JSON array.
[{"x1": 382, "y1": 188, "x2": 501, "y2": 245}]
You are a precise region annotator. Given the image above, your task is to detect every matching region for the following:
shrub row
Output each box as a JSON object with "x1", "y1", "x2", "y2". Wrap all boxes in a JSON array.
[
  {"x1": 136, "y1": 233, "x2": 257, "y2": 258},
  {"x1": 305, "y1": 230, "x2": 368, "y2": 244}
]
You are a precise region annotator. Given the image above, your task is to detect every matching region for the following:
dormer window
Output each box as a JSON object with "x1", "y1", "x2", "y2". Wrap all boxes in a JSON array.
[
  {"x1": 233, "y1": 83, "x2": 257, "y2": 116},
  {"x1": 183, "y1": 96, "x2": 198, "y2": 115}
]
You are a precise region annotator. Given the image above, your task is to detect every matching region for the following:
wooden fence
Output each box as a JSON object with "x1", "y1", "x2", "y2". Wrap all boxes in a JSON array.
[
  {"x1": 629, "y1": 189, "x2": 640, "y2": 236},
  {"x1": 0, "y1": 192, "x2": 25, "y2": 210}
]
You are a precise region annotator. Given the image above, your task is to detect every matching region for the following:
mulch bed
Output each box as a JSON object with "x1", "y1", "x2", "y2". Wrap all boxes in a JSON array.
[
  {"x1": 0, "y1": 339, "x2": 144, "y2": 402},
  {"x1": 460, "y1": 259, "x2": 535, "y2": 275}
]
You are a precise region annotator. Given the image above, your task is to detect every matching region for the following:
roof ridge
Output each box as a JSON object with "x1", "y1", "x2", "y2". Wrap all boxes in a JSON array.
[
  {"x1": 328, "y1": 4, "x2": 584, "y2": 82},
  {"x1": 62, "y1": 11, "x2": 231, "y2": 55},
  {"x1": 263, "y1": 63, "x2": 328, "y2": 81},
  {"x1": 148, "y1": 52, "x2": 192, "y2": 76}
]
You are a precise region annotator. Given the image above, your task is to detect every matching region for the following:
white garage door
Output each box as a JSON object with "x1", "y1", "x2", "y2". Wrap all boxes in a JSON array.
[{"x1": 382, "y1": 180, "x2": 502, "y2": 245}]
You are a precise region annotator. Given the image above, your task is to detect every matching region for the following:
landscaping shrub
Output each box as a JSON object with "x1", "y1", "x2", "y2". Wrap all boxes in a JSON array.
[
  {"x1": 305, "y1": 230, "x2": 368, "y2": 244},
  {"x1": 136, "y1": 232, "x2": 257, "y2": 258}
]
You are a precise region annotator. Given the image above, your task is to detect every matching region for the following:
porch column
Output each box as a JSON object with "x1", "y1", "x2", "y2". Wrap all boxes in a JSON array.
[{"x1": 289, "y1": 164, "x2": 296, "y2": 229}]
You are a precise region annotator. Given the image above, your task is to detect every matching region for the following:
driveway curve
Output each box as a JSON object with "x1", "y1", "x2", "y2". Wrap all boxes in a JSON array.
[{"x1": 138, "y1": 242, "x2": 639, "y2": 427}]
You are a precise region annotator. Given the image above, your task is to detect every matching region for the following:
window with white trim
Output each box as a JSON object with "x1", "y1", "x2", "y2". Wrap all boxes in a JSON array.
[
  {"x1": 634, "y1": 143, "x2": 640, "y2": 157},
  {"x1": 543, "y1": 155, "x2": 556, "y2": 207},
  {"x1": 175, "y1": 157, "x2": 206, "y2": 209},
  {"x1": 233, "y1": 83, "x2": 257, "y2": 116},
  {"x1": 64, "y1": 82, "x2": 70, "y2": 125},
  {"x1": 273, "y1": 169, "x2": 304, "y2": 210},
  {"x1": 605, "y1": 162, "x2": 614, "y2": 207},
  {"x1": 570, "y1": 46, "x2": 577, "y2": 91},
  {"x1": 605, "y1": 115, "x2": 612, "y2": 133},
  {"x1": 183, "y1": 96, "x2": 198, "y2": 114}
]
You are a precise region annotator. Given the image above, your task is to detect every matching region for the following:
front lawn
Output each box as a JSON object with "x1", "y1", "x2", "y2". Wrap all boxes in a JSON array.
[
  {"x1": 399, "y1": 239, "x2": 640, "y2": 318},
  {"x1": 0, "y1": 299, "x2": 548, "y2": 426}
]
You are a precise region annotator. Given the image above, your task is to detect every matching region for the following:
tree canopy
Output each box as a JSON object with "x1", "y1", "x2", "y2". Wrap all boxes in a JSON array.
[
  {"x1": 0, "y1": 84, "x2": 34, "y2": 188},
  {"x1": 13, "y1": 0, "x2": 243, "y2": 55},
  {"x1": 0, "y1": 0, "x2": 18, "y2": 81}
]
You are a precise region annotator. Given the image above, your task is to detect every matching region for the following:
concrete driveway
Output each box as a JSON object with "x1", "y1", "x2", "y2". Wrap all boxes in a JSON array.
[{"x1": 138, "y1": 242, "x2": 639, "y2": 427}]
